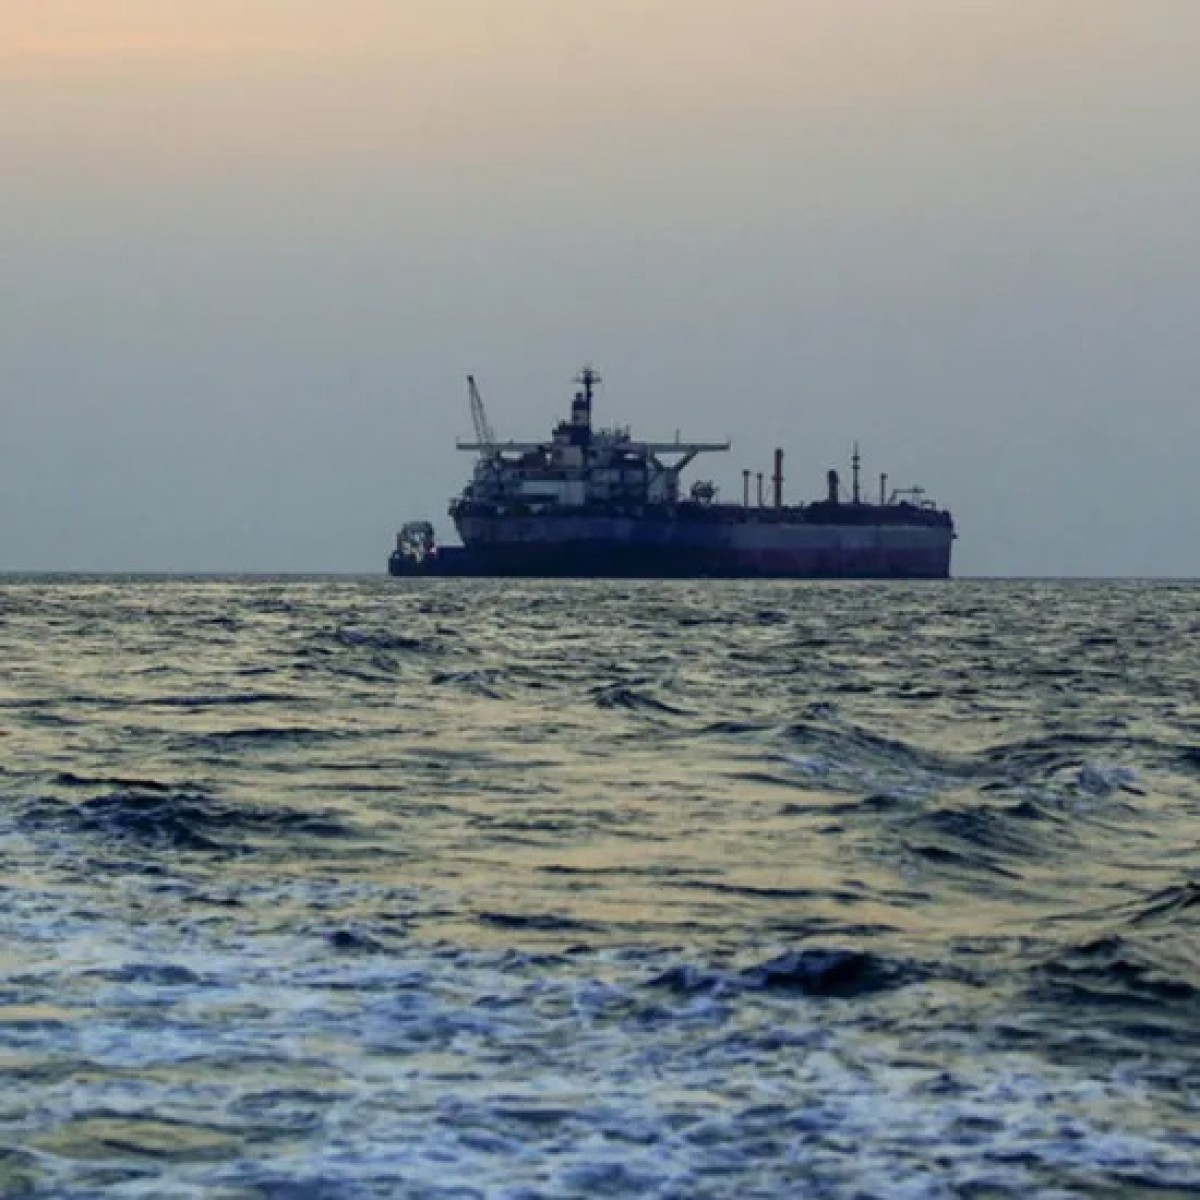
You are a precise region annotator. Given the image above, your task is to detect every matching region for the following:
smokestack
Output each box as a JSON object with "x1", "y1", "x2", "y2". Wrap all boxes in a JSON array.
[
  {"x1": 773, "y1": 448, "x2": 784, "y2": 509},
  {"x1": 742, "y1": 469, "x2": 751, "y2": 508},
  {"x1": 756, "y1": 472, "x2": 764, "y2": 507},
  {"x1": 827, "y1": 469, "x2": 840, "y2": 505},
  {"x1": 880, "y1": 473, "x2": 888, "y2": 506}
]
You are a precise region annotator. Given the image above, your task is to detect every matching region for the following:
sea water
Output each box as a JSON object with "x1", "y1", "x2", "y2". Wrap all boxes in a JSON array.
[{"x1": 1, "y1": 577, "x2": 1197, "y2": 1197}]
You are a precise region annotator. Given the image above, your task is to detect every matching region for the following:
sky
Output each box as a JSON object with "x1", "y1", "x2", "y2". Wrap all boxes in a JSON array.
[{"x1": 2, "y1": 0, "x2": 1198, "y2": 575}]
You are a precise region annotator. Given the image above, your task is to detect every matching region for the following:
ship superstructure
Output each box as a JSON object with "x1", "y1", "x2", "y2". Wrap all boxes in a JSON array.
[
  {"x1": 390, "y1": 367, "x2": 955, "y2": 578},
  {"x1": 453, "y1": 368, "x2": 730, "y2": 515}
]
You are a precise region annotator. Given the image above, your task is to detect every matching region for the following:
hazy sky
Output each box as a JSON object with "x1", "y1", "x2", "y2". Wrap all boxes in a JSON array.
[{"x1": 2, "y1": 1, "x2": 1198, "y2": 575}]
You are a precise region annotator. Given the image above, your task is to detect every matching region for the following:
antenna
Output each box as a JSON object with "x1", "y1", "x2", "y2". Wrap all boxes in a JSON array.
[{"x1": 852, "y1": 441, "x2": 861, "y2": 505}]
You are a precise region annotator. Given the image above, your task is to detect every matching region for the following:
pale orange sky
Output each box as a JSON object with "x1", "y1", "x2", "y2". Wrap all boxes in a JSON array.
[
  {"x1": 4, "y1": 2, "x2": 1189, "y2": 85},
  {"x1": 6, "y1": 2, "x2": 1194, "y2": 171},
  {"x1": 2, "y1": 0, "x2": 489, "y2": 62},
  {"x1": 4, "y1": 0, "x2": 1192, "y2": 240}
]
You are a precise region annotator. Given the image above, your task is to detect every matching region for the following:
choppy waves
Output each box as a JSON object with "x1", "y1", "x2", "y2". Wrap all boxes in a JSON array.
[{"x1": 0, "y1": 577, "x2": 1198, "y2": 1196}]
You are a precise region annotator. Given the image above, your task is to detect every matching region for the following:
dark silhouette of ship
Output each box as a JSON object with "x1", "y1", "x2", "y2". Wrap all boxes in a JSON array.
[{"x1": 389, "y1": 367, "x2": 954, "y2": 578}]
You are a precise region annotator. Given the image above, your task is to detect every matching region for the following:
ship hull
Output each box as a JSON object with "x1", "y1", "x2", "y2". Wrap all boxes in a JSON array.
[{"x1": 391, "y1": 512, "x2": 953, "y2": 579}]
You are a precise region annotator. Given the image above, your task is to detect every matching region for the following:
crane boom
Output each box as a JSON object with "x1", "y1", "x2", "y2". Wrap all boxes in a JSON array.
[{"x1": 467, "y1": 375, "x2": 496, "y2": 450}]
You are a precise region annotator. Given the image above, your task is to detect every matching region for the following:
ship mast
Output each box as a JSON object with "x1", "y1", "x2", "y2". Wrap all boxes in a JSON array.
[
  {"x1": 570, "y1": 365, "x2": 600, "y2": 443},
  {"x1": 575, "y1": 365, "x2": 601, "y2": 408}
]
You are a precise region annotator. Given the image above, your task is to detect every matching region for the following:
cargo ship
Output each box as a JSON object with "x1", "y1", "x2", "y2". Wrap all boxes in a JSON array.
[{"x1": 389, "y1": 367, "x2": 954, "y2": 578}]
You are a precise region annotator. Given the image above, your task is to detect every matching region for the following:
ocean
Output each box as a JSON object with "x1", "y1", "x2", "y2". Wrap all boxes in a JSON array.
[{"x1": 1, "y1": 577, "x2": 1197, "y2": 1198}]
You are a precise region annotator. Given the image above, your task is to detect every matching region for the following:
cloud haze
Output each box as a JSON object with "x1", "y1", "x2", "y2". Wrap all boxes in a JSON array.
[{"x1": 2, "y1": 1, "x2": 1198, "y2": 574}]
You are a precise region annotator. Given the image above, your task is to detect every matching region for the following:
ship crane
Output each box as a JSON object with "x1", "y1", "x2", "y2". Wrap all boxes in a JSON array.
[{"x1": 467, "y1": 375, "x2": 496, "y2": 451}]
